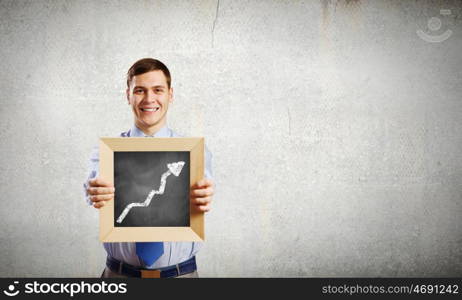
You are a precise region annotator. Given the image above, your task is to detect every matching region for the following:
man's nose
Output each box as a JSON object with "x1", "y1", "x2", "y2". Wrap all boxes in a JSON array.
[{"x1": 145, "y1": 90, "x2": 157, "y2": 102}]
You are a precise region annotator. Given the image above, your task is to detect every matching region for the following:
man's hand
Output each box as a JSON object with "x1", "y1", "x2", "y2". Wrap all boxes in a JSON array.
[
  {"x1": 190, "y1": 179, "x2": 214, "y2": 212},
  {"x1": 87, "y1": 177, "x2": 115, "y2": 209}
]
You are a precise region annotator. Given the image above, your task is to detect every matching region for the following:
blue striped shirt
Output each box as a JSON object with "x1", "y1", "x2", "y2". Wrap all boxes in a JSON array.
[{"x1": 83, "y1": 125, "x2": 213, "y2": 268}]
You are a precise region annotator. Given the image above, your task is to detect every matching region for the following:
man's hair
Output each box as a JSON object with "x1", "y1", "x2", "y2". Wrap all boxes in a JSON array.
[{"x1": 126, "y1": 58, "x2": 171, "y2": 89}]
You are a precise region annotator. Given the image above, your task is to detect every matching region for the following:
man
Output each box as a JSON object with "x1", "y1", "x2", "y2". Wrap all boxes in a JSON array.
[{"x1": 83, "y1": 58, "x2": 214, "y2": 278}]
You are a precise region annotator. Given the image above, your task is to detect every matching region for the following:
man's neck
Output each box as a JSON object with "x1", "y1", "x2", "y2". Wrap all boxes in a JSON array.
[{"x1": 135, "y1": 121, "x2": 167, "y2": 136}]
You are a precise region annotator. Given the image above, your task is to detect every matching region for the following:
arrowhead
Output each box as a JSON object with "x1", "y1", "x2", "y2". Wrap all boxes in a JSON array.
[{"x1": 167, "y1": 161, "x2": 185, "y2": 177}]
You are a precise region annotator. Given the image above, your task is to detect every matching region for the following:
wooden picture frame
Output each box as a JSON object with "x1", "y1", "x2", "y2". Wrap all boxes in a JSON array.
[{"x1": 99, "y1": 137, "x2": 205, "y2": 242}]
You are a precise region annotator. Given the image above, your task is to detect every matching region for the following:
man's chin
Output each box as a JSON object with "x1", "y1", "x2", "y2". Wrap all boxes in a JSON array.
[{"x1": 137, "y1": 119, "x2": 163, "y2": 129}]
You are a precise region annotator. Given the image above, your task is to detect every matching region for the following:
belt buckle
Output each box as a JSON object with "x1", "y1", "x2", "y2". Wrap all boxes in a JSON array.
[{"x1": 141, "y1": 269, "x2": 161, "y2": 278}]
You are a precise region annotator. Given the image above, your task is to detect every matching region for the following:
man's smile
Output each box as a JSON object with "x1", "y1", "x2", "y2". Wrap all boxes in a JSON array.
[{"x1": 140, "y1": 107, "x2": 160, "y2": 112}]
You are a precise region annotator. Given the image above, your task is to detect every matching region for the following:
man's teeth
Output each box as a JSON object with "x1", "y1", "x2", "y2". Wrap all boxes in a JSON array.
[{"x1": 141, "y1": 108, "x2": 159, "y2": 112}]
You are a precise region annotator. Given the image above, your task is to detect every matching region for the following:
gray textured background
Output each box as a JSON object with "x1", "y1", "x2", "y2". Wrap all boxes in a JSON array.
[{"x1": 1, "y1": 0, "x2": 461, "y2": 277}]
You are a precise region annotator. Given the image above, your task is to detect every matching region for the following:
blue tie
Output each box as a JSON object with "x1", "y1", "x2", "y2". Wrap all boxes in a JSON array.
[
  {"x1": 136, "y1": 242, "x2": 164, "y2": 266},
  {"x1": 134, "y1": 133, "x2": 165, "y2": 266}
]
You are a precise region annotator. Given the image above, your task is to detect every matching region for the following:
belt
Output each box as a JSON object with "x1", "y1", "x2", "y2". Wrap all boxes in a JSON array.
[{"x1": 106, "y1": 256, "x2": 197, "y2": 278}]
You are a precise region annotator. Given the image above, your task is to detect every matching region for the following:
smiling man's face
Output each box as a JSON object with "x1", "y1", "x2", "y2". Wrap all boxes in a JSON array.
[{"x1": 126, "y1": 70, "x2": 173, "y2": 135}]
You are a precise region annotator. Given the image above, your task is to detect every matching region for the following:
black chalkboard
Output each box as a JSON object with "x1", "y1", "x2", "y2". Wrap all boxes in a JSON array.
[{"x1": 113, "y1": 151, "x2": 190, "y2": 227}]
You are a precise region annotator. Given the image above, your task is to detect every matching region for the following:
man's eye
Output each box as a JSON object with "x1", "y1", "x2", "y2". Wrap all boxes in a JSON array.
[
  {"x1": 134, "y1": 89, "x2": 144, "y2": 94},
  {"x1": 155, "y1": 89, "x2": 164, "y2": 93}
]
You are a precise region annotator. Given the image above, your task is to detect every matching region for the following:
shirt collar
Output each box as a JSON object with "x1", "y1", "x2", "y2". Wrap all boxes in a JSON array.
[{"x1": 130, "y1": 124, "x2": 171, "y2": 138}]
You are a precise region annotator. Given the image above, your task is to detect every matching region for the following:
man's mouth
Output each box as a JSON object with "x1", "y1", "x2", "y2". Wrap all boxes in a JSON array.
[{"x1": 140, "y1": 107, "x2": 160, "y2": 112}]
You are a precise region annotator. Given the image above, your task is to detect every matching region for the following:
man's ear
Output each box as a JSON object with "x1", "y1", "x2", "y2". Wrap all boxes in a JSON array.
[
  {"x1": 126, "y1": 88, "x2": 130, "y2": 105},
  {"x1": 169, "y1": 87, "x2": 174, "y2": 104}
]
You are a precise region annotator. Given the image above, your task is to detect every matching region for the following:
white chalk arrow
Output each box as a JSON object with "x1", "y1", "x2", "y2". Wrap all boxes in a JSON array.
[
  {"x1": 116, "y1": 161, "x2": 186, "y2": 224},
  {"x1": 167, "y1": 161, "x2": 185, "y2": 177}
]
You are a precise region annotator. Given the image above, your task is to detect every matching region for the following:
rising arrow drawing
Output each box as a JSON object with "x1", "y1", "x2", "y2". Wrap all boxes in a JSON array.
[{"x1": 116, "y1": 161, "x2": 186, "y2": 224}]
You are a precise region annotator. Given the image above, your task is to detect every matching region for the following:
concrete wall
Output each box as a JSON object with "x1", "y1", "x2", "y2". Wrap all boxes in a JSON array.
[{"x1": 1, "y1": 0, "x2": 461, "y2": 277}]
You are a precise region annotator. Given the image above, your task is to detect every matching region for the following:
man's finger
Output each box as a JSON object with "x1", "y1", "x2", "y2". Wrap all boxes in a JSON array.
[
  {"x1": 90, "y1": 194, "x2": 114, "y2": 202},
  {"x1": 88, "y1": 187, "x2": 115, "y2": 195},
  {"x1": 93, "y1": 202, "x2": 105, "y2": 209},
  {"x1": 196, "y1": 203, "x2": 211, "y2": 212},
  {"x1": 190, "y1": 187, "x2": 214, "y2": 197},
  {"x1": 89, "y1": 177, "x2": 113, "y2": 187},
  {"x1": 191, "y1": 196, "x2": 212, "y2": 205},
  {"x1": 194, "y1": 179, "x2": 213, "y2": 189}
]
